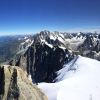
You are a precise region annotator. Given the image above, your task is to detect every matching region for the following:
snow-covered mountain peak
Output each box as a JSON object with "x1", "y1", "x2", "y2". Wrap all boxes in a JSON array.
[{"x1": 35, "y1": 31, "x2": 66, "y2": 47}]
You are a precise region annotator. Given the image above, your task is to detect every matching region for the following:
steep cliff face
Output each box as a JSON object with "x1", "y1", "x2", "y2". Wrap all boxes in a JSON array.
[
  {"x1": 78, "y1": 33, "x2": 100, "y2": 60},
  {"x1": 11, "y1": 31, "x2": 74, "y2": 83},
  {"x1": 0, "y1": 65, "x2": 47, "y2": 100},
  {"x1": 9, "y1": 31, "x2": 100, "y2": 84},
  {"x1": 15, "y1": 43, "x2": 74, "y2": 83}
]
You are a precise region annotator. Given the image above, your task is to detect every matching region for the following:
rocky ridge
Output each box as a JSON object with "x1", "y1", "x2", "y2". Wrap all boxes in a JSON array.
[
  {"x1": 0, "y1": 65, "x2": 47, "y2": 100},
  {"x1": 10, "y1": 31, "x2": 74, "y2": 83},
  {"x1": 9, "y1": 31, "x2": 100, "y2": 83}
]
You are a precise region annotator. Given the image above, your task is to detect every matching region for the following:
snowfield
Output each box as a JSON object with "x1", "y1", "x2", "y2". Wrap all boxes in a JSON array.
[{"x1": 38, "y1": 56, "x2": 100, "y2": 100}]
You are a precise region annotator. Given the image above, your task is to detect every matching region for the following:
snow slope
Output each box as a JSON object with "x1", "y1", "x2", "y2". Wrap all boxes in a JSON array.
[{"x1": 38, "y1": 56, "x2": 100, "y2": 100}]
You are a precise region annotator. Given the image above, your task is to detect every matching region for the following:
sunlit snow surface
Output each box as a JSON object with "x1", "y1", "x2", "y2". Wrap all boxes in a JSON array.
[{"x1": 38, "y1": 56, "x2": 100, "y2": 100}]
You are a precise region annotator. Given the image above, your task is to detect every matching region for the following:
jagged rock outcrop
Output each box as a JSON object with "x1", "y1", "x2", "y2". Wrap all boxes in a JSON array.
[
  {"x1": 9, "y1": 31, "x2": 100, "y2": 84},
  {"x1": 10, "y1": 31, "x2": 74, "y2": 83},
  {"x1": 0, "y1": 65, "x2": 47, "y2": 100},
  {"x1": 15, "y1": 31, "x2": 74, "y2": 83},
  {"x1": 15, "y1": 42, "x2": 74, "y2": 83},
  {"x1": 78, "y1": 33, "x2": 100, "y2": 60}
]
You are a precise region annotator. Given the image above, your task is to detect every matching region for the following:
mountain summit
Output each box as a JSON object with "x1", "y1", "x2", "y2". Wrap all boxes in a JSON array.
[{"x1": 9, "y1": 31, "x2": 100, "y2": 84}]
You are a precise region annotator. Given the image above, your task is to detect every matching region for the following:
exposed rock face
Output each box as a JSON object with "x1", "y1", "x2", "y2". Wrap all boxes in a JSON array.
[
  {"x1": 9, "y1": 31, "x2": 100, "y2": 83},
  {"x1": 11, "y1": 31, "x2": 74, "y2": 83},
  {"x1": 16, "y1": 43, "x2": 74, "y2": 83},
  {"x1": 0, "y1": 65, "x2": 47, "y2": 100},
  {"x1": 0, "y1": 67, "x2": 5, "y2": 99},
  {"x1": 78, "y1": 33, "x2": 100, "y2": 60}
]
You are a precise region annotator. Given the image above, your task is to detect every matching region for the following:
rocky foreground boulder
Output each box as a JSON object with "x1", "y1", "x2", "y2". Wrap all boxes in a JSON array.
[{"x1": 0, "y1": 65, "x2": 47, "y2": 100}]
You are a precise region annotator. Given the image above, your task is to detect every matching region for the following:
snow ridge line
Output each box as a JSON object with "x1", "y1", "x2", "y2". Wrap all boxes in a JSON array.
[
  {"x1": 55, "y1": 56, "x2": 79, "y2": 82},
  {"x1": 67, "y1": 55, "x2": 79, "y2": 71}
]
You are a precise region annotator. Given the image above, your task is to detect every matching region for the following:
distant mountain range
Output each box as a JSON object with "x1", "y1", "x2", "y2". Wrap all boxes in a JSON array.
[
  {"x1": 0, "y1": 30, "x2": 100, "y2": 100},
  {"x1": 6, "y1": 30, "x2": 100, "y2": 83},
  {"x1": 1, "y1": 31, "x2": 100, "y2": 64}
]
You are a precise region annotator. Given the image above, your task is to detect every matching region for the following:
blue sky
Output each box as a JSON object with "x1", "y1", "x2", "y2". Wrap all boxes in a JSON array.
[{"x1": 0, "y1": 0, "x2": 100, "y2": 35}]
